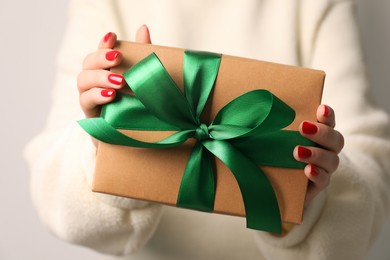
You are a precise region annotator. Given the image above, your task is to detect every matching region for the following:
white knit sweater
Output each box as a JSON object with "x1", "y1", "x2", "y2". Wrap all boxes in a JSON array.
[{"x1": 24, "y1": 0, "x2": 390, "y2": 259}]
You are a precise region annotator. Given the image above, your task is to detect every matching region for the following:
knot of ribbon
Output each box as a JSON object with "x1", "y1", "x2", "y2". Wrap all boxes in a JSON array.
[
  {"x1": 195, "y1": 124, "x2": 210, "y2": 141},
  {"x1": 78, "y1": 50, "x2": 314, "y2": 233}
]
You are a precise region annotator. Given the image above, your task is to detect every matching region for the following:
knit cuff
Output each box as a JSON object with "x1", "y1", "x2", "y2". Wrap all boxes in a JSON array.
[{"x1": 253, "y1": 190, "x2": 326, "y2": 247}]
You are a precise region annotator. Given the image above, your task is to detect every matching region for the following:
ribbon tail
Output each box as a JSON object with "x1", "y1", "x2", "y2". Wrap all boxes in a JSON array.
[
  {"x1": 233, "y1": 130, "x2": 315, "y2": 168},
  {"x1": 177, "y1": 142, "x2": 215, "y2": 212},
  {"x1": 203, "y1": 140, "x2": 282, "y2": 233},
  {"x1": 78, "y1": 118, "x2": 193, "y2": 148}
]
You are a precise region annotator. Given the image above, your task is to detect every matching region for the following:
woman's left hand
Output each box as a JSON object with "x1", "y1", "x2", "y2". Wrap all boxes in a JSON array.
[{"x1": 294, "y1": 104, "x2": 344, "y2": 205}]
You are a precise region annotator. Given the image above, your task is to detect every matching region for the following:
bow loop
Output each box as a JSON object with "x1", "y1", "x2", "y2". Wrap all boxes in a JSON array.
[
  {"x1": 184, "y1": 50, "x2": 222, "y2": 120},
  {"x1": 124, "y1": 53, "x2": 197, "y2": 129}
]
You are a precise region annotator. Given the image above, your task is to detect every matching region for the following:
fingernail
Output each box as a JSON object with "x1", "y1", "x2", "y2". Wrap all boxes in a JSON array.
[
  {"x1": 108, "y1": 74, "x2": 124, "y2": 85},
  {"x1": 106, "y1": 50, "x2": 120, "y2": 61},
  {"x1": 101, "y1": 89, "x2": 115, "y2": 97},
  {"x1": 140, "y1": 24, "x2": 149, "y2": 31},
  {"x1": 323, "y1": 105, "x2": 331, "y2": 117},
  {"x1": 103, "y1": 32, "x2": 112, "y2": 42},
  {"x1": 298, "y1": 146, "x2": 312, "y2": 159},
  {"x1": 302, "y1": 121, "x2": 318, "y2": 135},
  {"x1": 309, "y1": 165, "x2": 319, "y2": 177}
]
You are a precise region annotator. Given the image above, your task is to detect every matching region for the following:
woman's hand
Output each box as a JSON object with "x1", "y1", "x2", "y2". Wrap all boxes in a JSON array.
[
  {"x1": 77, "y1": 25, "x2": 152, "y2": 119},
  {"x1": 294, "y1": 104, "x2": 344, "y2": 205}
]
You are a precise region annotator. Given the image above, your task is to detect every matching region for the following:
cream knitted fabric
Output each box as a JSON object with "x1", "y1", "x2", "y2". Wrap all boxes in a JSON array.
[{"x1": 25, "y1": 0, "x2": 390, "y2": 259}]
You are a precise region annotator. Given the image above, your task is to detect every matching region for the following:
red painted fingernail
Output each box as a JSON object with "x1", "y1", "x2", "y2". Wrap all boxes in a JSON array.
[
  {"x1": 298, "y1": 146, "x2": 312, "y2": 159},
  {"x1": 302, "y1": 121, "x2": 318, "y2": 135},
  {"x1": 101, "y1": 89, "x2": 115, "y2": 97},
  {"x1": 103, "y1": 32, "x2": 112, "y2": 42},
  {"x1": 106, "y1": 50, "x2": 120, "y2": 61},
  {"x1": 323, "y1": 105, "x2": 330, "y2": 117},
  {"x1": 108, "y1": 74, "x2": 124, "y2": 85},
  {"x1": 310, "y1": 165, "x2": 319, "y2": 177}
]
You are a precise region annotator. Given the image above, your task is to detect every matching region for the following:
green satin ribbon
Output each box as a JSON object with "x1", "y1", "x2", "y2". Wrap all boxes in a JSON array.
[{"x1": 78, "y1": 50, "x2": 313, "y2": 233}]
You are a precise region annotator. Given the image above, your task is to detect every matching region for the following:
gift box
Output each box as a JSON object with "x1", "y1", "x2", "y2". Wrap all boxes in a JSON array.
[{"x1": 79, "y1": 41, "x2": 325, "y2": 233}]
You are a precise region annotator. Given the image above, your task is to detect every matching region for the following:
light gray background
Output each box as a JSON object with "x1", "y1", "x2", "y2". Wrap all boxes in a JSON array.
[{"x1": 0, "y1": 0, "x2": 389, "y2": 259}]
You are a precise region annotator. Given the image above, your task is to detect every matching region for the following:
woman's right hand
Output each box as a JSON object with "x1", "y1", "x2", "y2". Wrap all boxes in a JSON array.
[{"x1": 77, "y1": 25, "x2": 152, "y2": 118}]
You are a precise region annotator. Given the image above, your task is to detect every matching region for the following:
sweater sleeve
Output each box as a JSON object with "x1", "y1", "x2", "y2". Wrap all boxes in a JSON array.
[
  {"x1": 254, "y1": 1, "x2": 390, "y2": 259},
  {"x1": 24, "y1": 0, "x2": 162, "y2": 256}
]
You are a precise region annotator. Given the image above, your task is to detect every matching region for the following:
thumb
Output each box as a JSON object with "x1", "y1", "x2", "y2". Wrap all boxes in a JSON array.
[{"x1": 135, "y1": 25, "x2": 152, "y2": 44}]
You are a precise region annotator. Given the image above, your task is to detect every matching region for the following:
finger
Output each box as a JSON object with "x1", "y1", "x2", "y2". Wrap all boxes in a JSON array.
[
  {"x1": 304, "y1": 165, "x2": 330, "y2": 204},
  {"x1": 98, "y1": 32, "x2": 118, "y2": 49},
  {"x1": 77, "y1": 70, "x2": 125, "y2": 93},
  {"x1": 305, "y1": 165, "x2": 330, "y2": 191},
  {"x1": 82, "y1": 49, "x2": 123, "y2": 70},
  {"x1": 299, "y1": 121, "x2": 344, "y2": 153},
  {"x1": 80, "y1": 88, "x2": 117, "y2": 118},
  {"x1": 317, "y1": 104, "x2": 335, "y2": 128},
  {"x1": 136, "y1": 25, "x2": 152, "y2": 44},
  {"x1": 294, "y1": 146, "x2": 340, "y2": 174}
]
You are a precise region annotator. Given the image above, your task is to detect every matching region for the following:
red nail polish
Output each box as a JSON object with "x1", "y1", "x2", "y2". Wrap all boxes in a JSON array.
[
  {"x1": 101, "y1": 89, "x2": 115, "y2": 97},
  {"x1": 103, "y1": 32, "x2": 112, "y2": 42},
  {"x1": 108, "y1": 74, "x2": 124, "y2": 85},
  {"x1": 310, "y1": 165, "x2": 319, "y2": 177},
  {"x1": 323, "y1": 105, "x2": 330, "y2": 117},
  {"x1": 106, "y1": 50, "x2": 119, "y2": 61},
  {"x1": 302, "y1": 122, "x2": 318, "y2": 135},
  {"x1": 298, "y1": 146, "x2": 312, "y2": 159}
]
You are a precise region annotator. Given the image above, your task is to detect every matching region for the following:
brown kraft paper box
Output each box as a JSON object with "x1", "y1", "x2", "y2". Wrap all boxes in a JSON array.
[{"x1": 92, "y1": 41, "x2": 325, "y2": 225}]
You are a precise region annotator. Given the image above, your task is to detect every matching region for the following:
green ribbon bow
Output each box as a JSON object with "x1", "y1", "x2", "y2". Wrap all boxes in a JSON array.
[{"x1": 78, "y1": 50, "x2": 313, "y2": 233}]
